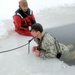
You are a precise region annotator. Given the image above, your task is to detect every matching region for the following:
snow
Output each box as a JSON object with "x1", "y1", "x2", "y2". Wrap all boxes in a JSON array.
[{"x1": 0, "y1": 0, "x2": 75, "y2": 75}]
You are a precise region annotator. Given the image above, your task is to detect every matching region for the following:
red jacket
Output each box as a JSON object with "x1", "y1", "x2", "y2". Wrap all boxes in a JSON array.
[{"x1": 13, "y1": 8, "x2": 36, "y2": 36}]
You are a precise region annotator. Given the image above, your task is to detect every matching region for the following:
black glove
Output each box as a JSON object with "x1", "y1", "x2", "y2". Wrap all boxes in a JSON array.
[{"x1": 56, "y1": 52, "x2": 62, "y2": 59}]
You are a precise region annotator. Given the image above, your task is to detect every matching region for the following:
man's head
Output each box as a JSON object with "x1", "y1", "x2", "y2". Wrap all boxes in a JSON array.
[
  {"x1": 19, "y1": 0, "x2": 28, "y2": 12},
  {"x1": 31, "y1": 23, "x2": 43, "y2": 38}
]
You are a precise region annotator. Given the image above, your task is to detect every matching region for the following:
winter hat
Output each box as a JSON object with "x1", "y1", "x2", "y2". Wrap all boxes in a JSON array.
[{"x1": 19, "y1": 0, "x2": 28, "y2": 7}]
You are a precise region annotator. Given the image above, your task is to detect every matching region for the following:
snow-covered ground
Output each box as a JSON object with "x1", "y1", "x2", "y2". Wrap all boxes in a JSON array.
[{"x1": 0, "y1": 0, "x2": 75, "y2": 75}]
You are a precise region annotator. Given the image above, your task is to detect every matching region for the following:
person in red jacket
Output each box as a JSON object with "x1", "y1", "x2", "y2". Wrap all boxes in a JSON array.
[{"x1": 13, "y1": 0, "x2": 36, "y2": 36}]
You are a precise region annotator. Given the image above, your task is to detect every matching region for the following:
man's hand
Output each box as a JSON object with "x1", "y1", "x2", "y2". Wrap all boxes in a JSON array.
[
  {"x1": 32, "y1": 46, "x2": 40, "y2": 56},
  {"x1": 32, "y1": 46, "x2": 37, "y2": 52},
  {"x1": 33, "y1": 50, "x2": 40, "y2": 56}
]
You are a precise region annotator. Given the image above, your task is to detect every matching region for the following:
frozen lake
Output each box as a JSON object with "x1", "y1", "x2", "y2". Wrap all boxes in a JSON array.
[{"x1": 0, "y1": 0, "x2": 75, "y2": 75}]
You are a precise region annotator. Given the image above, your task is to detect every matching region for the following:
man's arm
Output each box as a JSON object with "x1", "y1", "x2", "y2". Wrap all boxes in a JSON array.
[
  {"x1": 31, "y1": 13, "x2": 36, "y2": 24},
  {"x1": 29, "y1": 10, "x2": 36, "y2": 24},
  {"x1": 13, "y1": 15, "x2": 25, "y2": 30},
  {"x1": 39, "y1": 34, "x2": 57, "y2": 58}
]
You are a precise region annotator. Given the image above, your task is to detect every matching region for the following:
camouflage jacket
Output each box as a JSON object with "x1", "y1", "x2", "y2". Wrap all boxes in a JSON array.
[{"x1": 34, "y1": 32, "x2": 68, "y2": 59}]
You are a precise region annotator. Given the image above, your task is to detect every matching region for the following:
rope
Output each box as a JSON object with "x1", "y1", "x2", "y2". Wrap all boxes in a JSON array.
[
  {"x1": 0, "y1": 42, "x2": 29, "y2": 53},
  {"x1": 0, "y1": 38, "x2": 34, "y2": 54}
]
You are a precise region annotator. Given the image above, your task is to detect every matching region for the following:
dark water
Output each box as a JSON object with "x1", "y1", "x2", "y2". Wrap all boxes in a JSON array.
[{"x1": 45, "y1": 23, "x2": 75, "y2": 66}]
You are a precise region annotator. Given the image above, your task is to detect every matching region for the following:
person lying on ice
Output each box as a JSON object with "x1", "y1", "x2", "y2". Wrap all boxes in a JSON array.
[
  {"x1": 13, "y1": 0, "x2": 36, "y2": 36},
  {"x1": 30, "y1": 23, "x2": 69, "y2": 59}
]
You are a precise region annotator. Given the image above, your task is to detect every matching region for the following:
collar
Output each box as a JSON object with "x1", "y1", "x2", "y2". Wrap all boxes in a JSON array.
[{"x1": 40, "y1": 32, "x2": 47, "y2": 40}]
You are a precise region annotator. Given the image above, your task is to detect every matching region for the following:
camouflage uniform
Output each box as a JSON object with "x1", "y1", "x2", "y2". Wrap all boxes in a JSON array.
[{"x1": 34, "y1": 32, "x2": 69, "y2": 59}]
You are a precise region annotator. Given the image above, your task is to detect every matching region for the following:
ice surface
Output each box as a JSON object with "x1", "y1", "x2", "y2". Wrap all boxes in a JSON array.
[{"x1": 0, "y1": 0, "x2": 75, "y2": 75}]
